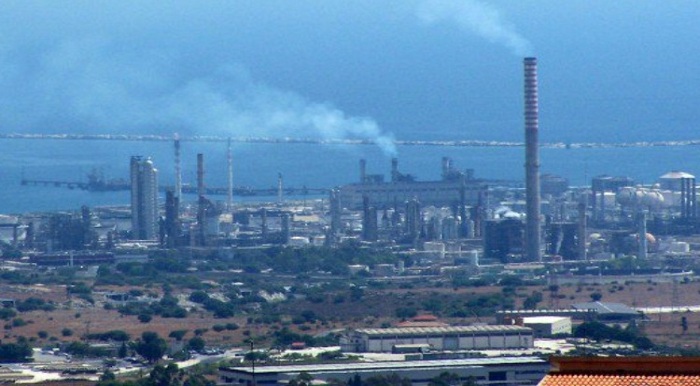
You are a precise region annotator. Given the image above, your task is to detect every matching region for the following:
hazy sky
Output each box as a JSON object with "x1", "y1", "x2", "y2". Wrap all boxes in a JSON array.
[{"x1": 2, "y1": 0, "x2": 700, "y2": 144}]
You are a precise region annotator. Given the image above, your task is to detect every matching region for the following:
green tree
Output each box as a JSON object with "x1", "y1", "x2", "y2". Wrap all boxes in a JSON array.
[
  {"x1": 136, "y1": 332, "x2": 168, "y2": 363},
  {"x1": 428, "y1": 372, "x2": 460, "y2": 386},
  {"x1": 244, "y1": 351, "x2": 269, "y2": 362},
  {"x1": 169, "y1": 330, "x2": 188, "y2": 341},
  {"x1": 189, "y1": 291, "x2": 210, "y2": 303},
  {"x1": 118, "y1": 342, "x2": 128, "y2": 358},
  {"x1": 148, "y1": 363, "x2": 181, "y2": 386},
  {"x1": 0, "y1": 342, "x2": 33, "y2": 363},
  {"x1": 289, "y1": 372, "x2": 314, "y2": 386},
  {"x1": 187, "y1": 337, "x2": 206, "y2": 353},
  {"x1": 364, "y1": 374, "x2": 411, "y2": 386},
  {"x1": 523, "y1": 291, "x2": 543, "y2": 310},
  {"x1": 100, "y1": 370, "x2": 116, "y2": 382},
  {"x1": 184, "y1": 373, "x2": 215, "y2": 386}
]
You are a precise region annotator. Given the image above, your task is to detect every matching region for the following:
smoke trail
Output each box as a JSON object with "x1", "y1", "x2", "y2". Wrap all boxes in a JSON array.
[
  {"x1": 416, "y1": 0, "x2": 533, "y2": 56},
  {"x1": 164, "y1": 66, "x2": 397, "y2": 155},
  {"x1": 0, "y1": 38, "x2": 397, "y2": 156}
]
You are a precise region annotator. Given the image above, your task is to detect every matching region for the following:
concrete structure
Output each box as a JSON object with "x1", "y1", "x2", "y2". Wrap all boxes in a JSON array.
[
  {"x1": 340, "y1": 325, "x2": 533, "y2": 353},
  {"x1": 163, "y1": 190, "x2": 180, "y2": 248},
  {"x1": 484, "y1": 218, "x2": 525, "y2": 262},
  {"x1": 220, "y1": 356, "x2": 549, "y2": 386},
  {"x1": 657, "y1": 171, "x2": 699, "y2": 219},
  {"x1": 541, "y1": 174, "x2": 569, "y2": 198},
  {"x1": 591, "y1": 175, "x2": 635, "y2": 222},
  {"x1": 130, "y1": 156, "x2": 158, "y2": 240},
  {"x1": 522, "y1": 316, "x2": 572, "y2": 337},
  {"x1": 524, "y1": 57, "x2": 541, "y2": 262},
  {"x1": 339, "y1": 159, "x2": 487, "y2": 210}
]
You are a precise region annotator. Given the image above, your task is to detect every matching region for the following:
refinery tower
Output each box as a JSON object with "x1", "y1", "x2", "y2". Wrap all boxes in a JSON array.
[{"x1": 130, "y1": 156, "x2": 159, "y2": 240}]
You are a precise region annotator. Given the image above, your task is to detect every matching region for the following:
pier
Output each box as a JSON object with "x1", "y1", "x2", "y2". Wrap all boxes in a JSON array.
[{"x1": 20, "y1": 178, "x2": 328, "y2": 197}]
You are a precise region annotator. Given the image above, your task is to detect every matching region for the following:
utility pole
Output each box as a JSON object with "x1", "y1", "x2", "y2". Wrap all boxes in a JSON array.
[{"x1": 250, "y1": 340, "x2": 256, "y2": 386}]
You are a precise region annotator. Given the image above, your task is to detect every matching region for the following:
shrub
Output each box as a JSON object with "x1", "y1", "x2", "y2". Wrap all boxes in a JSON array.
[
  {"x1": 212, "y1": 325, "x2": 225, "y2": 332},
  {"x1": 11, "y1": 318, "x2": 27, "y2": 327},
  {"x1": 168, "y1": 330, "x2": 188, "y2": 341}
]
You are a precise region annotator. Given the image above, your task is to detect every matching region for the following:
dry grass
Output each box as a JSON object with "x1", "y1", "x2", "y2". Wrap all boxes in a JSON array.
[{"x1": 2, "y1": 277, "x2": 700, "y2": 349}]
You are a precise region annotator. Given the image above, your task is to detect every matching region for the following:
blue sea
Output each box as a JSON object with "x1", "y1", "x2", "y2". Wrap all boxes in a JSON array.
[{"x1": 2, "y1": 138, "x2": 700, "y2": 214}]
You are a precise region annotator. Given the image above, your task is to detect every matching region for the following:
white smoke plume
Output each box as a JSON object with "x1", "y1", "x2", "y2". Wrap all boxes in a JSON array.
[
  {"x1": 0, "y1": 38, "x2": 397, "y2": 155},
  {"x1": 416, "y1": 0, "x2": 533, "y2": 56}
]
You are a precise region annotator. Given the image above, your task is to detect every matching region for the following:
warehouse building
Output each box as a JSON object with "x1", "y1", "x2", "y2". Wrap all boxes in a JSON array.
[
  {"x1": 340, "y1": 325, "x2": 533, "y2": 353},
  {"x1": 522, "y1": 316, "x2": 572, "y2": 337},
  {"x1": 496, "y1": 309, "x2": 595, "y2": 323},
  {"x1": 219, "y1": 356, "x2": 549, "y2": 386}
]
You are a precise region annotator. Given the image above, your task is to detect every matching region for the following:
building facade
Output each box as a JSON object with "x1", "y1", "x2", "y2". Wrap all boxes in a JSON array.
[
  {"x1": 340, "y1": 325, "x2": 533, "y2": 353},
  {"x1": 220, "y1": 356, "x2": 549, "y2": 386},
  {"x1": 522, "y1": 317, "x2": 572, "y2": 337},
  {"x1": 130, "y1": 156, "x2": 159, "y2": 240}
]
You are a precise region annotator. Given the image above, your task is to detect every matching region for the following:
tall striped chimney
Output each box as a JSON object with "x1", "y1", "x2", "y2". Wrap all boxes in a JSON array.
[
  {"x1": 524, "y1": 57, "x2": 541, "y2": 262},
  {"x1": 174, "y1": 133, "x2": 182, "y2": 201},
  {"x1": 227, "y1": 138, "x2": 233, "y2": 212}
]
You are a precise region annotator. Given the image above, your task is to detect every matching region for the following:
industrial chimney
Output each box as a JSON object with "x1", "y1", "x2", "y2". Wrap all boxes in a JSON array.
[
  {"x1": 197, "y1": 153, "x2": 205, "y2": 197},
  {"x1": 174, "y1": 134, "x2": 182, "y2": 202},
  {"x1": 227, "y1": 138, "x2": 233, "y2": 212},
  {"x1": 524, "y1": 57, "x2": 541, "y2": 262}
]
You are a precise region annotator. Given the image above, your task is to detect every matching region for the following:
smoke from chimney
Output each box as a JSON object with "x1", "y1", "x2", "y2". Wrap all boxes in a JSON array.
[{"x1": 416, "y1": 0, "x2": 533, "y2": 56}]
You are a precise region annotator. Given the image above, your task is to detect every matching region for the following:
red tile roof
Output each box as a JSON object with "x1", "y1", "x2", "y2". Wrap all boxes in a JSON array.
[
  {"x1": 539, "y1": 357, "x2": 700, "y2": 386},
  {"x1": 540, "y1": 374, "x2": 700, "y2": 386}
]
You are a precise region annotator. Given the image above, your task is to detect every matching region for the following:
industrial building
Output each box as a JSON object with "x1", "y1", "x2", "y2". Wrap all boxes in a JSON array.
[
  {"x1": 340, "y1": 325, "x2": 533, "y2": 353},
  {"x1": 522, "y1": 316, "x2": 572, "y2": 338},
  {"x1": 130, "y1": 156, "x2": 159, "y2": 240},
  {"x1": 29, "y1": 252, "x2": 114, "y2": 266},
  {"x1": 338, "y1": 158, "x2": 488, "y2": 210},
  {"x1": 219, "y1": 356, "x2": 549, "y2": 386},
  {"x1": 496, "y1": 309, "x2": 595, "y2": 324}
]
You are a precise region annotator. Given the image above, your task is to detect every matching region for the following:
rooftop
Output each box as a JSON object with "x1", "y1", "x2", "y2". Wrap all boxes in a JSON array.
[
  {"x1": 223, "y1": 356, "x2": 546, "y2": 375},
  {"x1": 538, "y1": 357, "x2": 700, "y2": 386},
  {"x1": 355, "y1": 325, "x2": 531, "y2": 336},
  {"x1": 570, "y1": 301, "x2": 640, "y2": 315},
  {"x1": 540, "y1": 374, "x2": 700, "y2": 386},
  {"x1": 523, "y1": 316, "x2": 570, "y2": 324}
]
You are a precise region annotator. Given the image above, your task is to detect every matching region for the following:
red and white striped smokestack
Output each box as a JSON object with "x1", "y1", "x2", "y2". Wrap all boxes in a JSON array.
[
  {"x1": 524, "y1": 57, "x2": 541, "y2": 262},
  {"x1": 174, "y1": 133, "x2": 181, "y2": 201}
]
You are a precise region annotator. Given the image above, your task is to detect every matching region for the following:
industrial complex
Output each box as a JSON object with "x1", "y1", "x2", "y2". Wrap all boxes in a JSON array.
[{"x1": 5, "y1": 56, "x2": 700, "y2": 385}]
